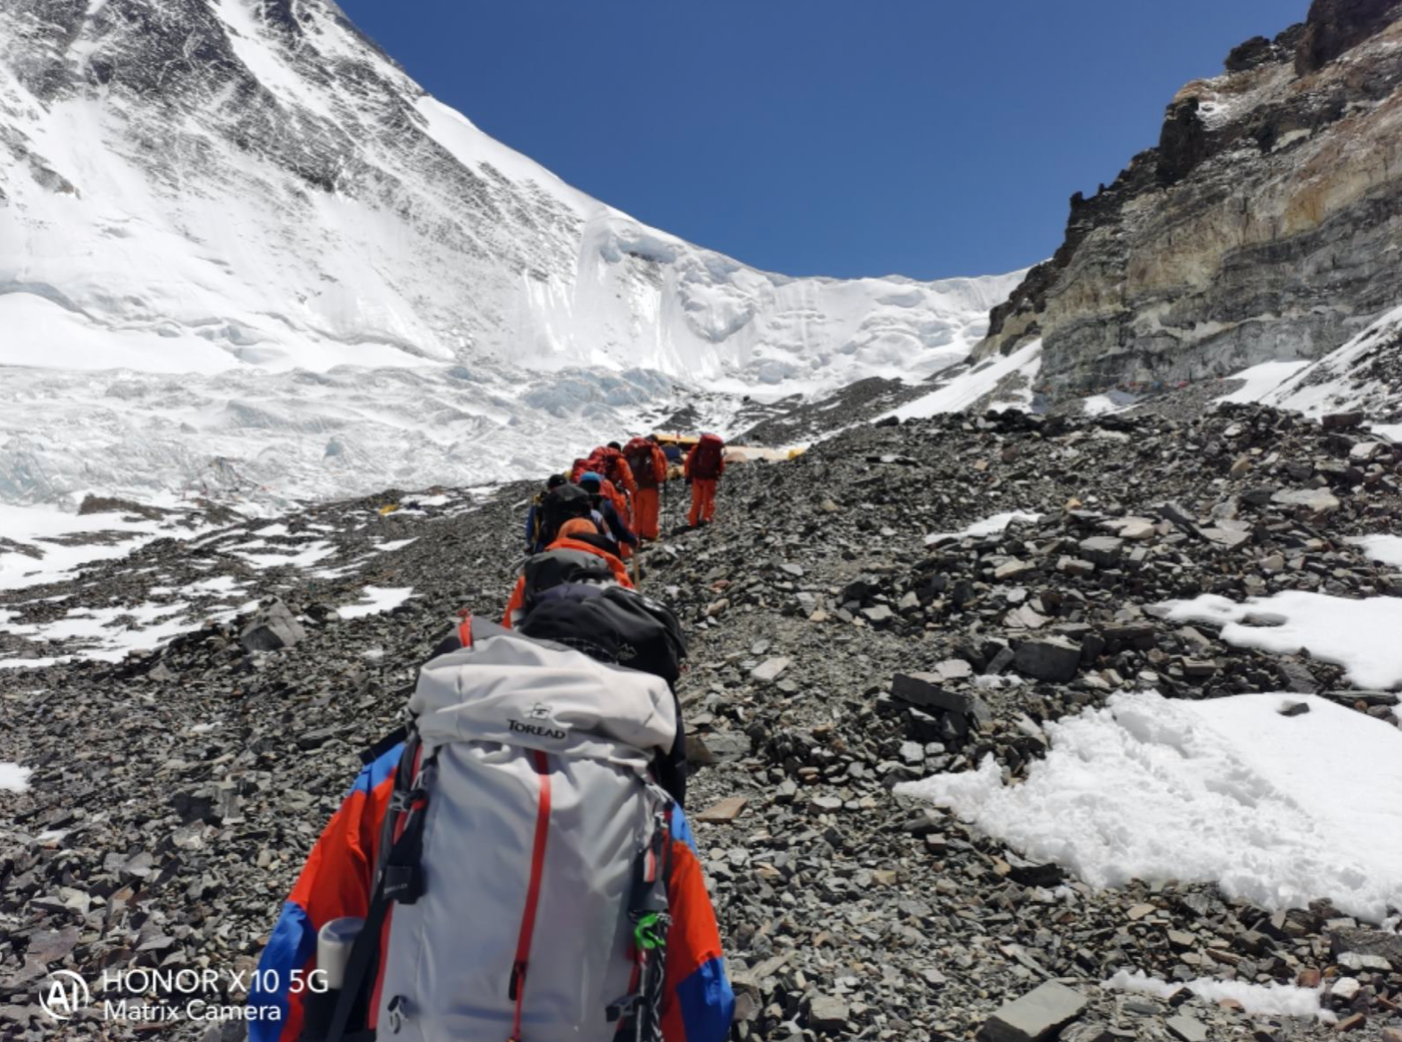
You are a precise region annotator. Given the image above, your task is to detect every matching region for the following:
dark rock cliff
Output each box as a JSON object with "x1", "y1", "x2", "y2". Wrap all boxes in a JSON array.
[{"x1": 978, "y1": 0, "x2": 1402, "y2": 396}]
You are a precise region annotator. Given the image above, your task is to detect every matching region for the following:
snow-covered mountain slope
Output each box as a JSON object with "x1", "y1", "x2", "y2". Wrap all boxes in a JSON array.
[
  {"x1": 1261, "y1": 304, "x2": 1402, "y2": 432},
  {"x1": 0, "y1": 0, "x2": 1019, "y2": 504}
]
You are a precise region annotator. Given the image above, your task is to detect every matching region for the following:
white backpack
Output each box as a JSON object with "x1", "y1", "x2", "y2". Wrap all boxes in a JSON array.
[{"x1": 321, "y1": 619, "x2": 678, "y2": 1042}]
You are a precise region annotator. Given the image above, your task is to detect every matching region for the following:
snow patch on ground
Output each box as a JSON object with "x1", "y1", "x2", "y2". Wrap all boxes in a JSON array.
[
  {"x1": 0, "y1": 763, "x2": 34, "y2": 792},
  {"x1": 1103, "y1": 969, "x2": 1330, "y2": 1022},
  {"x1": 926, "y1": 511, "x2": 1042, "y2": 545},
  {"x1": 1347, "y1": 534, "x2": 1402, "y2": 568},
  {"x1": 0, "y1": 657, "x2": 64, "y2": 670},
  {"x1": 1263, "y1": 304, "x2": 1402, "y2": 419},
  {"x1": 1159, "y1": 591, "x2": 1402, "y2": 689},
  {"x1": 10, "y1": 602, "x2": 194, "y2": 663},
  {"x1": 0, "y1": 503, "x2": 208, "y2": 591},
  {"x1": 186, "y1": 574, "x2": 244, "y2": 595},
  {"x1": 897, "y1": 691, "x2": 1402, "y2": 922},
  {"x1": 226, "y1": 541, "x2": 338, "y2": 570},
  {"x1": 337, "y1": 586, "x2": 414, "y2": 619},
  {"x1": 885, "y1": 341, "x2": 1043, "y2": 421},
  {"x1": 1214, "y1": 360, "x2": 1313, "y2": 404}
]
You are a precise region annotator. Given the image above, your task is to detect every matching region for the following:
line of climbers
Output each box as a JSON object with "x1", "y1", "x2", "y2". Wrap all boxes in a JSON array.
[
  {"x1": 526, "y1": 433, "x2": 727, "y2": 557},
  {"x1": 250, "y1": 434, "x2": 735, "y2": 1042}
]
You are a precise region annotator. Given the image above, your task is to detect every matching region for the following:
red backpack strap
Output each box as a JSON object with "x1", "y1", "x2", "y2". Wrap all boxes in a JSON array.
[{"x1": 456, "y1": 609, "x2": 474, "y2": 649}]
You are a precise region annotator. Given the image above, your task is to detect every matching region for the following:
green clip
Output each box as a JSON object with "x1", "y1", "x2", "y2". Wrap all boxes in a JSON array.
[{"x1": 634, "y1": 912, "x2": 663, "y2": 951}]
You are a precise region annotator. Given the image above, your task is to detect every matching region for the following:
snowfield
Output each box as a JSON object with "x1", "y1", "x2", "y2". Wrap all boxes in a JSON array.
[
  {"x1": 0, "y1": 502, "x2": 212, "y2": 591},
  {"x1": 897, "y1": 691, "x2": 1402, "y2": 923},
  {"x1": 1263, "y1": 303, "x2": 1402, "y2": 421},
  {"x1": 0, "y1": 0, "x2": 1020, "y2": 507},
  {"x1": 884, "y1": 340, "x2": 1043, "y2": 421}
]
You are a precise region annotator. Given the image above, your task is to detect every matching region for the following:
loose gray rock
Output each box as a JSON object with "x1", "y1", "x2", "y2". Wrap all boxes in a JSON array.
[
  {"x1": 1271, "y1": 488, "x2": 1341, "y2": 515},
  {"x1": 751, "y1": 656, "x2": 792, "y2": 683},
  {"x1": 239, "y1": 598, "x2": 307, "y2": 652},
  {"x1": 1012, "y1": 636, "x2": 1082, "y2": 682},
  {"x1": 1077, "y1": 536, "x2": 1123, "y2": 567},
  {"x1": 807, "y1": 994, "x2": 850, "y2": 1035},
  {"x1": 1166, "y1": 1014, "x2": 1210, "y2": 1042},
  {"x1": 891, "y1": 672, "x2": 991, "y2": 725},
  {"x1": 979, "y1": 980, "x2": 1087, "y2": 1042}
]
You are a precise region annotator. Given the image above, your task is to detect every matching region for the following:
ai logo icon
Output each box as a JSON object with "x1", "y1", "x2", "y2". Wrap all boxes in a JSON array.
[{"x1": 40, "y1": 970, "x2": 90, "y2": 1020}]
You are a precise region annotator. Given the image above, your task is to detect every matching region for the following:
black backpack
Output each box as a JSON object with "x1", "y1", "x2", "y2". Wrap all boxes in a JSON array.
[
  {"x1": 536, "y1": 482, "x2": 593, "y2": 547},
  {"x1": 521, "y1": 547, "x2": 619, "y2": 612},
  {"x1": 518, "y1": 586, "x2": 687, "y2": 686}
]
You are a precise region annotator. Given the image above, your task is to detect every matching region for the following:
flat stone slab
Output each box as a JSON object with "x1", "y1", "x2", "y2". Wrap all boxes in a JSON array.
[
  {"x1": 891, "y1": 673, "x2": 992, "y2": 724},
  {"x1": 1271, "y1": 487, "x2": 1340, "y2": 514},
  {"x1": 1166, "y1": 1014, "x2": 1209, "y2": 1042},
  {"x1": 695, "y1": 796, "x2": 748, "y2": 823},
  {"x1": 1011, "y1": 637, "x2": 1082, "y2": 683},
  {"x1": 979, "y1": 981, "x2": 1087, "y2": 1042},
  {"x1": 751, "y1": 656, "x2": 792, "y2": 683}
]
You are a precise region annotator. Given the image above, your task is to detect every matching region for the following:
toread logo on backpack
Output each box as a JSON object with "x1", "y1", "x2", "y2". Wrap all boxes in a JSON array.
[{"x1": 508, "y1": 702, "x2": 568, "y2": 741}]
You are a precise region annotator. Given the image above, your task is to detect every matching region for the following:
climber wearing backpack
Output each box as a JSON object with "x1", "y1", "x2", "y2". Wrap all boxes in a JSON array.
[
  {"x1": 525, "y1": 479, "x2": 597, "y2": 555},
  {"x1": 578, "y1": 472, "x2": 638, "y2": 554},
  {"x1": 684, "y1": 433, "x2": 726, "y2": 527},
  {"x1": 524, "y1": 473, "x2": 570, "y2": 553},
  {"x1": 588, "y1": 443, "x2": 637, "y2": 526},
  {"x1": 435, "y1": 580, "x2": 691, "y2": 808},
  {"x1": 502, "y1": 517, "x2": 633, "y2": 629},
  {"x1": 623, "y1": 435, "x2": 669, "y2": 541},
  {"x1": 248, "y1": 612, "x2": 733, "y2": 1042},
  {"x1": 597, "y1": 442, "x2": 638, "y2": 498}
]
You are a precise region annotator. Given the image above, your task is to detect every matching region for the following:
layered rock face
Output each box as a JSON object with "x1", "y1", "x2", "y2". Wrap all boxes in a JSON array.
[{"x1": 978, "y1": 0, "x2": 1402, "y2": 395}]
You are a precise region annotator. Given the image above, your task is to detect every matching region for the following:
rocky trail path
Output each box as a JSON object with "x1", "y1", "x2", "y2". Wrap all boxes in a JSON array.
[{"x1": 3, "y1": 401, "x2": 1402, "y2": 1042}]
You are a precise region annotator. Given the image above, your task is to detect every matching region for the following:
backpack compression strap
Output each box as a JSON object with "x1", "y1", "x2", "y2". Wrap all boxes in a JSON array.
[{"x1": 507, "y1": 750, "x2": 553, "y2": 1042}]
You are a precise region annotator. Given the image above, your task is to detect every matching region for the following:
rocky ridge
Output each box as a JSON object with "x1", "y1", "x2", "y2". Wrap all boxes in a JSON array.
[
  {"x1": 977, "y1": 0, "x2": 1402, "y2": 399},
  {"x1": 2, "y1": 399, "x2": 1402, "y2": 1040}
]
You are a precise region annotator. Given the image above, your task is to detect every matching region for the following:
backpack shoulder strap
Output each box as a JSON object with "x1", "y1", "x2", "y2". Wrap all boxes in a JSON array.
[{"x1": 324, "y1": 733, "x2": 435, "y2": 1042}]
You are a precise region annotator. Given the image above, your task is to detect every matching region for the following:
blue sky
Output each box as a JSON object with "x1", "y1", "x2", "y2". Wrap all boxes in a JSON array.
[{"x1": 337, "y1": 0, "x2": 1308, "y2": 281}]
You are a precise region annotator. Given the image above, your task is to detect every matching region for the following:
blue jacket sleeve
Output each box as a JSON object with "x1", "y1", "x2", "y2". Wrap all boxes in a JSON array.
[{"x1": 604, "y1": 502, "x2": 638, "y2": 546}]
